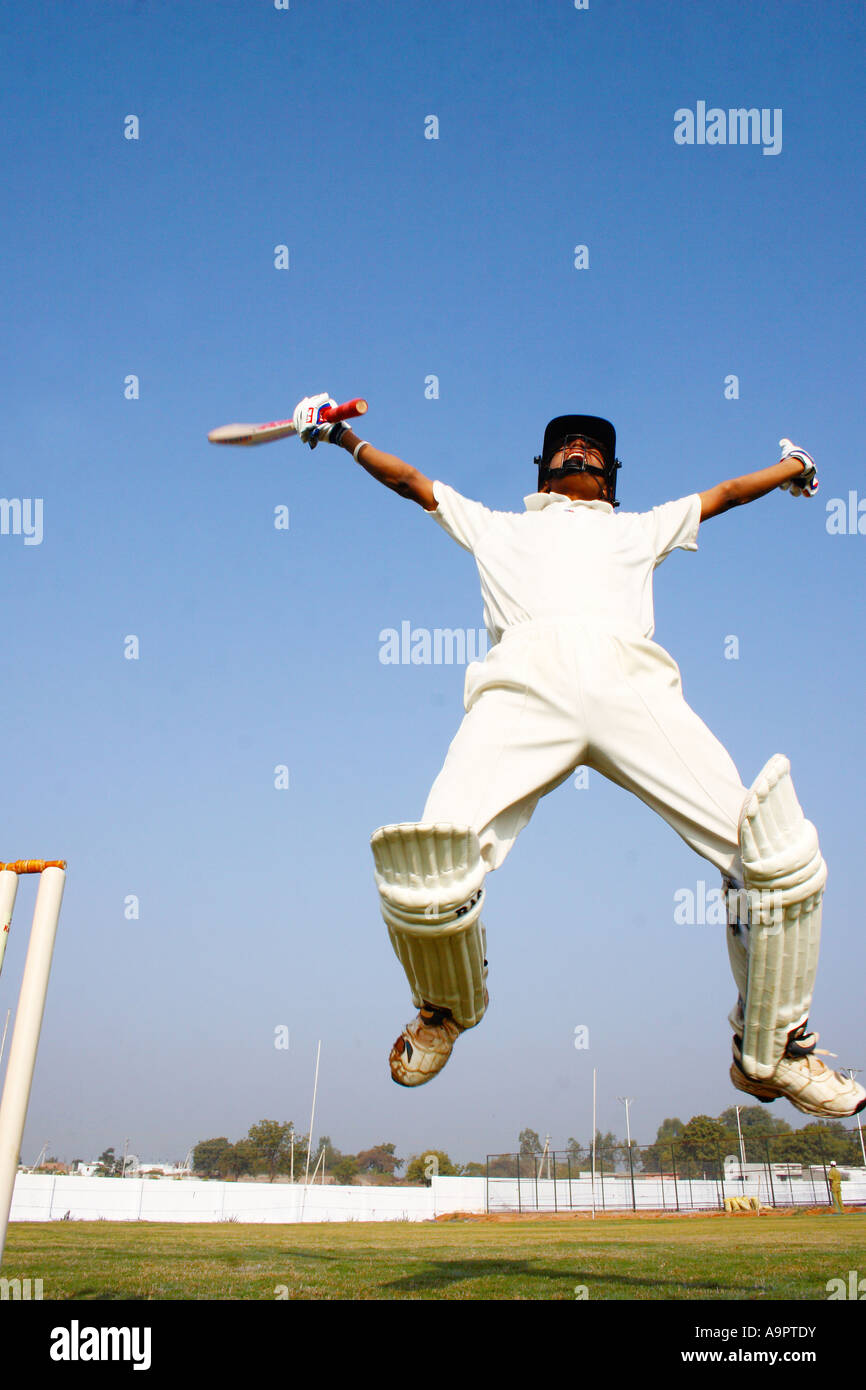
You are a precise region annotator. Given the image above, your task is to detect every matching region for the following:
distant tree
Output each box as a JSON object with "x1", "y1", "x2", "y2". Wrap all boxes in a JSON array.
[
  {"x1": 676, "y1": 1115, "x2": 734, "y2": 1178},
  {"x1": 620, "y1": 1139, "x2": 643, "y2": 1174},
  {"x1": 405, "y1": 1150, "x2": 460, "y2": 1184},
  {"x1": 772, "y1": 1122, "x2": 862, "y2": 1167},
  {"x1": 314, "y1": 1136, "x2": 342, "y2": 1172},
  {"x1": 642, "y1": 1118, "x2": 686, "y2": 1174},
  {"x1": 355, "y1": 1143, "x2": 402, "y2": 1176},
  {"x1": 518, "y1": 1128, "x2": 542, "y2": 1156},
  {"x1": 717, "y1": 1104, "x2": 794, "y2": 1165},
  {"x1": 192, "y1": 1137, "x2": 232, "y2": 1179},
  {"x1": 96, "y1": 1147, "x2": 118, "y2": 1176},
  {"x1": 717, "y1": 1105, "x2": 792, "y2": 1138},
  {"x1": 247, "y1": 1120, "x2": 294, "y2": 1182},
  {"x1": 221, "y1": 1139, "x2": 257, "y2": 1180},
  {"x1": 285, "y1": 1131, "x2": 309, "y2": 1177},
  {"x1": 556, "y1": 1140, "x2": 589, "y2": 1175},
  {"x1": 485, "y1": 1154, "x2": 519, "y2": 1177},
  {"x1": 461, "y1": 1162, "x2": 487, "y2": 1177},
  {"x1": 591, "y1": 1131, "x2": 620, "y2": 1170},
  {"x1": 331, "y1": 1156, "x2": 360, "y2": 1185}
]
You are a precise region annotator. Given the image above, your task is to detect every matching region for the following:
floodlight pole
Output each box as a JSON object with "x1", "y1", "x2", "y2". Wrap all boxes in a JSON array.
[
  {"x1": 618, "y1": 1096, "x2": 636, "y2": 1211},
  {"x1": 304, "y1": 1041, "x2": 321, "y2": 1186},
  {"x1": 591, "y1": 1068, "x2": 597, "y2": 1220},
  {"x1": 735, "y1": 1106, "x2": 747, "y2": 1169},
  {"x1": 843, "y1": 1070, "x2": 866, "y2": 1167}
]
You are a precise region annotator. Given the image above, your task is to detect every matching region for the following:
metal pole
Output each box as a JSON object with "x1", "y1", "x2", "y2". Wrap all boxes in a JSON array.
[
  {"x1": 591, "y1": 1068, "x2": 596, "y2": 1220},
  {"x1": 735, "y1": 1106, "x2": 746, "y2": 1168},
  {"x1": 0, "y1": 864, "x2": 66, "y2": 1265},
  {"x1": 818, "y1": 1132, "x2": 831, "y2": 1205},
  {"x1": 843, "y1": 1071, "x2": 866, "y2": 1167},
  {"x1": 618, "y1": 1097, "x2": 636, "y2": 1212},
  {"x1": 303, "y1": 1040, "x2": 321, "y2": 1187},
  {"x1": 764, "y1": 1138, "x2": 777, "y2": 1209},
  {"x1": 541, "y1": 1133, "x2": 551, "y2": 1181}
]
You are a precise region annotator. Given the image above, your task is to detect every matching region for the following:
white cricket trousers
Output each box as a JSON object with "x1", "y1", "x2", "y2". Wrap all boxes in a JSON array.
[{"x1": 422, "y1": 620, "x2": 747, "y2": 878}]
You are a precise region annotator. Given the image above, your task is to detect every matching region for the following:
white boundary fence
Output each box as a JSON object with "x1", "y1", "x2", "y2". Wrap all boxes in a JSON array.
[
  {"x1": 9, "y1": 1173, "x2": 487, "y2": 1224},
  {"x1": 9, "y1": 1170, "x2": 863, "y2": 1224}
]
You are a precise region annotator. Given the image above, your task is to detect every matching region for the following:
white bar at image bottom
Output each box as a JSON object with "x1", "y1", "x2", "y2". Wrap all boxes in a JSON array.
[{"x1": 0, "y1": 865, "x2": 66, "y2": 1264}]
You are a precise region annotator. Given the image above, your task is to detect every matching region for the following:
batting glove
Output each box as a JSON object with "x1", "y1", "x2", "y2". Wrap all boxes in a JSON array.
[
  {"x1": 778, "y1": 438, "x2": 819, "y2": 497},
  {"x1": 292, "y1": 393, "x2": 341, "y2": 450}
]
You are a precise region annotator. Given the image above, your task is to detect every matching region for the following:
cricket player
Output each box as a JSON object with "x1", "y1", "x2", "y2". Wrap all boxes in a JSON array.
[{"x1": 292, "y1": 393, "x2": 865, "y2": 1121}]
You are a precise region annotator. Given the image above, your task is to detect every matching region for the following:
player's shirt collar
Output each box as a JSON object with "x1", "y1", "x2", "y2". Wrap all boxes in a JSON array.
[{"x1": 523, "y1": 492, "x2": 614, "y2": 514}]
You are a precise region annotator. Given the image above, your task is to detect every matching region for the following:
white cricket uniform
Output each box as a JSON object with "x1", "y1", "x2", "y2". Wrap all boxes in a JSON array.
[{"x1": 422, "y1": 483, "x2": 747, "y2": 877}]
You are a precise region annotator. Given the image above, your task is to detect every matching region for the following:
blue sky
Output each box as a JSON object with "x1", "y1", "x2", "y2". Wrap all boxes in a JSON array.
[{"x1": 1, "y1": 0, "x2": 864, "y2": 1167}]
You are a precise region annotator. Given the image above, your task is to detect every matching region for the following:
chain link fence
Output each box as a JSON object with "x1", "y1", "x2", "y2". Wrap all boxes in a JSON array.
[{"x1": 485, "y1": 1137, "x2": 864, "y2": 1213}]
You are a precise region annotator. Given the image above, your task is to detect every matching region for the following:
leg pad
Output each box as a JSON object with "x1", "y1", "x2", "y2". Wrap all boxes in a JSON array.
[{"x1": 371, "y1": 823, "x2": 488, "y2": 1029}]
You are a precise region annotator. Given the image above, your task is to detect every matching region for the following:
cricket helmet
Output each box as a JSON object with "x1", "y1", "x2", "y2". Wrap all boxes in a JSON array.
[{"x1": 534, "y1": 415, "x2": 621, "y2": 506}]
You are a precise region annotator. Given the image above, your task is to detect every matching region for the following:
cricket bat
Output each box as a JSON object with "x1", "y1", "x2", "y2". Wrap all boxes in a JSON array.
[{"x1": 208, "y1": 398, "x2": 368, "y2": 446}]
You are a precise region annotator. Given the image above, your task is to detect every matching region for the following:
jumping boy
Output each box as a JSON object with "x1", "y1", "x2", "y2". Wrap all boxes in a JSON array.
[{"x1": 291, "y1": 392, "x2": 865, "y2": 1120}]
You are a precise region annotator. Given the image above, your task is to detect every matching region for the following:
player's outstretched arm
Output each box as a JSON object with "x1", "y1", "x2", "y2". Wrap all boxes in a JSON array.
[
  {"x1": 290, "y1": 393, "x2": 438, "y2": 509},
  {"x1": 699, "y1": 440, "x2": 818, "y2": 521},
  {"x1": 335, "y1": 428, "x2": 438, "y2": 511}
]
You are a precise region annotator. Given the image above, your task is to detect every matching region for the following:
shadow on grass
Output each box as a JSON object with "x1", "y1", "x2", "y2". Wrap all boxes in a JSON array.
[{"x1": 380, "y1": 1258, "x2": 758, "y2": 1297}]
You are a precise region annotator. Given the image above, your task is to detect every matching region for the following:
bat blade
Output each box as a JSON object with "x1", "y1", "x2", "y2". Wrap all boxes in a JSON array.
[
  {"x1": 208, "y1": 397, "x2": 368, "y2": 447},
  {"x1": 208, "y1": 420, "x2": 296, "y2": 446}
]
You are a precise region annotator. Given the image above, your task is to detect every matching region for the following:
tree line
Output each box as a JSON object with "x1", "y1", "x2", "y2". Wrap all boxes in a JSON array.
[
  {"x1": 186, "y1": 1107, "x2": 862, "y2": 1186},
  {"x1": 497, "y1": 1111, "x2": 864, "y2": 1181},
  {"x1": 191, "y1": 1123, "x2": 468, "y2": 1184},
  {"x1": 639, "y1": 1107, "x2": 862, "y2": 1176}
]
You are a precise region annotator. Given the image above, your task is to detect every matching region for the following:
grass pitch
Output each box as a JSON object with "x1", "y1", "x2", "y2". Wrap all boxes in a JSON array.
[{"x1": 4, "y1": 1209, "x2": 864, "y2": 1300}]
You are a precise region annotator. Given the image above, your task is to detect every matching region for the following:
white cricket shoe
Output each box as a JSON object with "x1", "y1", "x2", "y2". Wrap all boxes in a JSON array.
[
  {"x1": 731, "y1": 1032, "x2": 866, "y2": 1118},
  {"x1": 389, "y1": 1004, "x2": 464, "y2": 1087}
]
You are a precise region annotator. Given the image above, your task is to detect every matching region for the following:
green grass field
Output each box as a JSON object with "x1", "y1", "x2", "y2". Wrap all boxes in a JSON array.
[{"x1": 3, "y1": 1210, "x2": 864, "y2": 1300}]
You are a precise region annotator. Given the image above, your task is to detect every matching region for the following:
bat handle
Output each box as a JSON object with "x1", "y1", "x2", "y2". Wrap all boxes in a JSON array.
[{"x1": 319, "y1": 398, "x2": 368, "y2": 424}]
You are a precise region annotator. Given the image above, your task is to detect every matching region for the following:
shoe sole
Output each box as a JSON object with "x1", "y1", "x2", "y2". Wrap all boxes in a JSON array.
[
  {"x1": 389, "y1": 1037, "x2": 451, "y2": 1087},
  {"x1": 730, "y1": 1063, "x2": 866, "y2": 1117}
]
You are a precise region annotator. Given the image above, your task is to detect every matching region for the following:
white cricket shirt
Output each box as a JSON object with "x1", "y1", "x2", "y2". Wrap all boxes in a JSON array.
[{"x1": 430, "y1": 483, "x2": 701, "y2": 643}]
